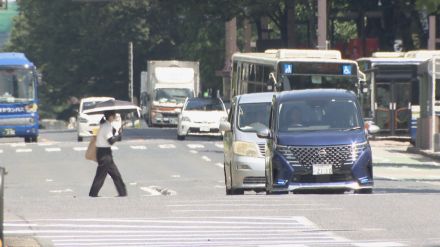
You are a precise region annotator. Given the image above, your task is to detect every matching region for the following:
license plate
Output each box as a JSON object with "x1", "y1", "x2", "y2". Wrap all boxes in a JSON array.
[
  {"x1": 3, "y1": 128, "x2": 15, "y2": 136},
  {"x1": 200, "y1": 126, "x2": 210, "y2": 132},
  {"x1": 313, "y1": 164, "x2": 333, "y2": 175}
]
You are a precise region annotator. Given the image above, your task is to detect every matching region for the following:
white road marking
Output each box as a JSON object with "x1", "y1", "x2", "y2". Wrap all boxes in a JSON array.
[
  {"x1": 159, "y1": 144, "x2": 176, "y2": 149},
  {"x1": 38, "y1": 143, "x2": 55, "y2": 146},
  {"x1": 171, "y1": 175, "x2": 181, "y2": 178},
  {"x1": 130, "y1": 146, "x2": 147, "y2": 150},
  {"x1": 214, "y1": 163, "x2": 223, "y2": 168},
  {"x1": 139, "y1": 186, "x2": 162, "y2": 196},
  {"x1": 201, "y1": 156, "x2": 211, "y2": 162},
  {"x1": 16, "y1": 148, "x2": 32, "y2": 153},
  {"x1": 3, "y1": 217, "x2": 406, "y2": 247},
  {"x1": 45, "y1": 147, "x2": 61, "y2": 152},
  {"x1": 0, "y1": 150, "x2": 3, "y2": 154},
  {"x1": 45, "y1": 179, "x2": 54, "y2": 182},
  {"x1": 215, "y1": 143, "x2": 223, "y2": 149},
  {"x1": 187, "y1": 144, "x2": 204, "y2": 149},
  {"x1": 11, "y1": 143, "x2": 26, "y2": 147},
  {"x1": 189, "y1": 150, "x2": 198, "y2": 154},
  {"x1": 353, "y1": 242, "x2": 406, "y2": 247},
  {"x1": 73, "y1": 147, "x2": 87, "y2": 151},
  {"x1": 111, "y1": 146, "x2": 118, "y2": 150},
  {"x1": 49, "y1": 189, "x2": 73, "y2": 193}
]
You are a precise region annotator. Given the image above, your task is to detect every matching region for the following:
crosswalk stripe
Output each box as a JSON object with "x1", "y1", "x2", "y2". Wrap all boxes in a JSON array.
[
  {"x1": 3, "y1": 217, "x2": 406, "y2": 247},
  {"x1": 187, "y1": 144, "x2": 204, "y2": 149},
  {"x1": 130, "y1": 146, "x2": 147, "y2": 150},
  {"x1": 159, "y1": 144, "x2": 176, "y2": 149},
  {"x1": 16, "y1": 148, "x2": 32, "y2": 153},
  {"x1": 73, "y1": 147, "x2": 87, "y2": 151},
  {"x1": 201, "y1": 156, "x2": 211, "y2": 162},
  {"x1": 45, "y1": 148, "x2": 61, "y2": 152},
  {"x1": 0, "y1": 150, "x2": 3, "y2": 154}
]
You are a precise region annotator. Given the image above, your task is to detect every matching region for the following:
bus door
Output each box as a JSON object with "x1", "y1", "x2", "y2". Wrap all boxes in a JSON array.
[{"x1": 375, "y1": 81, "x2": 411, "y2": 135}]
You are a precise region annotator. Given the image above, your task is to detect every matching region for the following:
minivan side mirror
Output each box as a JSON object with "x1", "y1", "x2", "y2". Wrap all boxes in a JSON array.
[
  {"x1": 257, "y1": 128, "x2": 271, "y2": 139},
  {"x1": 367, "y1": 124, "x2": 380, "y2": 134},
  {"x1": 219, "y1": 121, "x2": 231, "y2": 132}
]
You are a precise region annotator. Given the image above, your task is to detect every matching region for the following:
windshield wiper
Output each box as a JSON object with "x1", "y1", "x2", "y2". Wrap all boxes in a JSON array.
[{"x1": 343, "y1": 126, "x2": 362, "y2": 131}]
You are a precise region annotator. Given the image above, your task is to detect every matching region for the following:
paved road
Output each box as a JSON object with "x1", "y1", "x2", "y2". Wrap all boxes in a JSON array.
[{"x1": 1, "y1": 129, "x2": 440, "y2": 247}]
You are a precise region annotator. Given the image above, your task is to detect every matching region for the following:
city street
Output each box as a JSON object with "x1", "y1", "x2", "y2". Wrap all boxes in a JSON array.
[{"x1": 0, "y1": 128, "x2": 440, "y2": 247}]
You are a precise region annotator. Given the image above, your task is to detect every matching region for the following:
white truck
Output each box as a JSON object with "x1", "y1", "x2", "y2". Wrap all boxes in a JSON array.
[{"x1": 140, "y1": 60, "x2": 200, "y2": 127}]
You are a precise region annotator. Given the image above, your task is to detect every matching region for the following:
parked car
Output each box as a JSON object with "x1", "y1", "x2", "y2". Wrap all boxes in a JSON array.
[
  {"x1": 177, "y1": 97, "x2": 228, "y2": 140},
  {"x1": 258, "y1": 89, "x2": 379, "y2": 194},
  {"x1": 220, "y1": 92, "x2": 274, "y2": 195},
  {"x1": 77, "y1": 97, "x2": 121, "y2": 142}
]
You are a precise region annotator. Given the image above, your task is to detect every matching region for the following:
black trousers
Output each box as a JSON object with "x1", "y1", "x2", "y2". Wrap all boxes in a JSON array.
[{"x1": 89, "y1": 147, "x2": 127, "y2": 197}]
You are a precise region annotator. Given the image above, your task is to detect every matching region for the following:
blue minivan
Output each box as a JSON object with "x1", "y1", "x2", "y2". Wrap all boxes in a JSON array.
[{"x1": 258, "y1": 89, "x2": 378, "y2": 194}]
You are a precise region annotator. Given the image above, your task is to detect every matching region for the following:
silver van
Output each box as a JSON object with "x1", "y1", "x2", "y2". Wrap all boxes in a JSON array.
[{"x1": 220, "y1": 92, "x2": 274, "y2": 195}]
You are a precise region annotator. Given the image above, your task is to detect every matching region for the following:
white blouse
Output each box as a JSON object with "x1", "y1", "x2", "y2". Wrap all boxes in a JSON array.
[{"x1": 96, "y1": 121, "x2": 117, "y2": 148}]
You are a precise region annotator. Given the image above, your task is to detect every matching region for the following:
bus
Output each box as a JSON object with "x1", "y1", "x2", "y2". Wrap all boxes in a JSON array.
[
  {"x1": 230, "y1": 49, "x2": 366, "y2": 111},
  {"x1": 416, "y1": 55, "x2": 440, "y2": 150},
  {"x1": 357, "y1": 50, "x2": 440, "y2": 140},
  {"x1": 0, "y1": 53, "x2": 39, "y2": 142}
]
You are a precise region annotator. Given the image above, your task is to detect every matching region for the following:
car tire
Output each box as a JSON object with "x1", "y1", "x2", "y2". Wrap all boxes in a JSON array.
[
  {"x1": 77, "y1": 136, "x2": 83, "y2": 142},
  {"x1": 230, "y1": 188, "x2": 244, "y2": 195},
  {"x1": 354, "y1": 188, "x2": 373, "y2": 194},
  {"x1": 224, "y1": 165, "x2": 232, "y2": 195},
  {"x1": 177, "y1": 134, "x2": 185, "y2": 141}
]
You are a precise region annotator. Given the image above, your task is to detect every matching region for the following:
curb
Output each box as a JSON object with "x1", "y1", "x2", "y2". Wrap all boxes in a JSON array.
[{"x1": 407, "y1": 146, "x2": 440, "y2": 161}]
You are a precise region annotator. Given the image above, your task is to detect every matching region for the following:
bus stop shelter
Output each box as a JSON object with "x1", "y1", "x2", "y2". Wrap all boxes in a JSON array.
[{"x1": 416, "y1": 56, "x2": 440, "y2": 151}]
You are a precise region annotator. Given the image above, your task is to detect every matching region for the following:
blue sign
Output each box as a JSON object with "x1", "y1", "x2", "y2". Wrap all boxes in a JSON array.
[
  {"x1": 283, "y1": 64, "x2": 293, "y2": 74},
  {"x1": 342, "y1": 65, "x2": 352, "y2": 75}
]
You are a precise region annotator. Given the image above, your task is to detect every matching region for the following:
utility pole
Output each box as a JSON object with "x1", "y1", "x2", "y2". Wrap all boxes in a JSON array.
[
  {"x1": 128, "y1": 42, "x2": 134, "y2": 103},
  {"x1": 428, "y1": 16, "x2": 437, "y2": 50},
  {"x1": 317, "y1": 0, "x2": 328, "y2": 49}
]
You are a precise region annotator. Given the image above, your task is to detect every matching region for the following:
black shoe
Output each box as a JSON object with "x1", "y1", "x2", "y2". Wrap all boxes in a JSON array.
[{"x1": 89, "y1": 194, "x2": 99, "y2": 197}]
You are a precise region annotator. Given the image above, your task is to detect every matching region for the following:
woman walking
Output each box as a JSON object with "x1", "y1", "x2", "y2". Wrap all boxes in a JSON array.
[{"x1": 89, "y1": 110, "x2": 127, "y2": 197}]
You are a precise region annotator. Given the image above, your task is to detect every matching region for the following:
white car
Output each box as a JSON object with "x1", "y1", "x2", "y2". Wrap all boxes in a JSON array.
[
  {"x1": 77, "y1": 97, "x2": 121, "y2": 142},
  {"x1": 177, "y1": 97, "x2": 228, "y2": 140}
]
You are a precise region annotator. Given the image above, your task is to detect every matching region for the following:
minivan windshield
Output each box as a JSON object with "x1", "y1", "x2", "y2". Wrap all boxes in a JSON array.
[
  {"x1": 238, "y1": 102, "x2": 271, "y2": 132},
  {"x1": 278, "y1": 98, "x2": 361, "y2": 132}
]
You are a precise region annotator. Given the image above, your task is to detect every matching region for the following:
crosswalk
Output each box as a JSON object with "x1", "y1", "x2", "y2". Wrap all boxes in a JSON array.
[
  {"x1": 0, "y1": 141, "x2": 224, "y2": 154},
  {"x1": 3, "y1": 216, "x2": 406, "y2": 247}
]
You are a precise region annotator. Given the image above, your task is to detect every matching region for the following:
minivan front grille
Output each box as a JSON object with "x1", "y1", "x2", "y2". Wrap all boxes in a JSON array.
[{"x1": 276, "y1": 143, "x2": 366, "y2": 169}]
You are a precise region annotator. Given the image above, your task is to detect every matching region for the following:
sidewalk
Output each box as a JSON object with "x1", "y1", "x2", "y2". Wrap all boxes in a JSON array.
[
  {"x1": 406, "y1": 145, "x2": 440, "y2": 161},
  {"x1": 4, "y1": 237, "x2": 41, "y2": 247}
]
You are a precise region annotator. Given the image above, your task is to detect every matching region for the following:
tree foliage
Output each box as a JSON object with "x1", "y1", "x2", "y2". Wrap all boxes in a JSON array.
[{"x1": 3, "y1": 0, "x2": 438, "y2": 118}]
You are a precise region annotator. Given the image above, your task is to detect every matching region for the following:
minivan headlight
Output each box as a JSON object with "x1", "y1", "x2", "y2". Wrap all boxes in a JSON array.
[
  {"x1": 351, "y1": 141, "x2": 368, "y2": 161},
  {"x1": 233, "y1": 141, "x2": 260, "y2": 157}
]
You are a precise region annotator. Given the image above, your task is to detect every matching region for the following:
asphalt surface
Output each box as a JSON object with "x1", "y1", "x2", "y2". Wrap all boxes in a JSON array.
[{"x1": 1, "y1": 129, "x2": 440, "y2": 247}]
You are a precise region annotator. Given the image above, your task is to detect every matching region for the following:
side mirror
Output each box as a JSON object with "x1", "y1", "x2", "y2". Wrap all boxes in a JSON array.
[
  {"x1": 257, "y1": 128, "x2": 271, "y2": 139},
  {"x1": 365, "y1": 121, "x2": 380, "y2": 134},
  {"x1": 269, "y1": 72, "x2": 281, "y2": 90},
  {"x1": 219, "y1": 121, "x2": 231, "y2": 132},
  {"x1": 368, "y1": 124, "x2": 380, "y2": 134}
]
